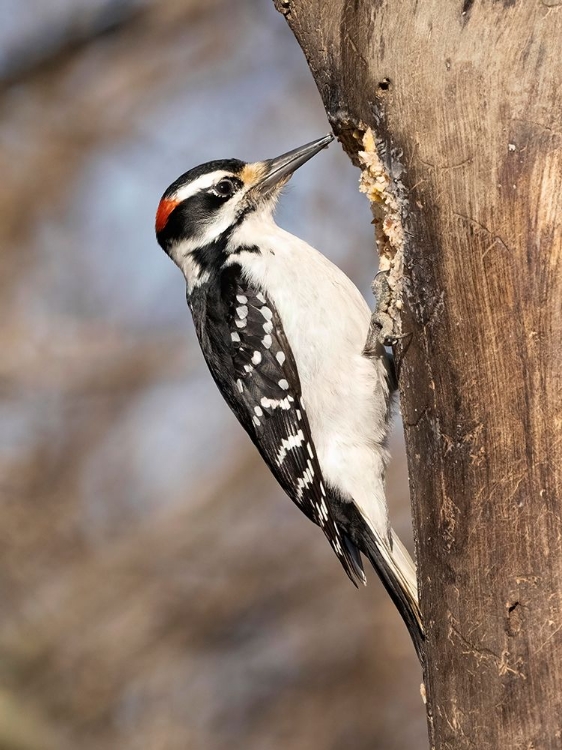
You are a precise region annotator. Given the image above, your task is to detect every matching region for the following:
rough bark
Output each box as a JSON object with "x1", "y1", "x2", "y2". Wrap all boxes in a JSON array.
[{"x1": 273, "y1": 1, "x2": 562, "y2": 748}]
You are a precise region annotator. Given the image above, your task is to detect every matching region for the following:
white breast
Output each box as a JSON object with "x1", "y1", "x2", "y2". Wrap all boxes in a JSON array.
[{"x1": 228, "y1": 212, "x2": 392, "y2": 538}]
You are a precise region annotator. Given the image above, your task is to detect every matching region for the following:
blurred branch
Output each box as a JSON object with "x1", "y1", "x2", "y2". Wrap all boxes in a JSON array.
[
  {"x1": 0, "y1": 1, "x2": 147, "y2": 89},
  {"x1": 0, "y1": 324, "x2": 190, "y2": 395}
]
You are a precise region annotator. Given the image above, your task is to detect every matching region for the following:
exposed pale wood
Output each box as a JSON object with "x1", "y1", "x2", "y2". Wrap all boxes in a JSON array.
[{"x1": 274, "y1": 1, "x2": 562, "y2": 747}]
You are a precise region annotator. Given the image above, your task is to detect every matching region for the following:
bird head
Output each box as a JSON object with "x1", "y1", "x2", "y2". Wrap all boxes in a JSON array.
[{"x1": 155, "y1": 134, "x2": 333, "y2": 264}]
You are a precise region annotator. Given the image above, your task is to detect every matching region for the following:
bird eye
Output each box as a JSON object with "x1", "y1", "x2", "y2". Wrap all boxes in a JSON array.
[{"x1": 213, "y1": 178, "x2": 236, "y2": 198}]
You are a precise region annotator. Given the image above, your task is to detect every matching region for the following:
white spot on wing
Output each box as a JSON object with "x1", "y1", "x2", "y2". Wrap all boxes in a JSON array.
[
  {"x1": 251, "y1": 351, "x2": 262, "y2": 365},
  {"x1": 276, "y1": 351, "x2": 286, "y2": 365},
  {"x1": 236, "y1": 295, "x2": 248, "y2": 303},
  {"x1": 263, "y1": 321, "x2": 273, "y2": 334},
  {"x1": 295, "y1": 461, "x2": 315, "y2": 500},
  {"x1": 256, "y1": 293, "x2": 266, "y2": 303},
  {"x1": 276, "y1": 430, "x2": 305, "y2": 465},
  {"x1": 260, "y1": 307, "x2": 273, "y2": 321},
  {"x1": 236, "y1": 305, "x2": 248, "y2": 319},
  {"x1": 262, "y1": 334, "x2": 272, "y2": 348},
  {"x1": 260, "y1": 395, "x2": 293, "y2": 411},
  {"x1": 278, "y1": 379, "x2": 289, "y2": 390}
]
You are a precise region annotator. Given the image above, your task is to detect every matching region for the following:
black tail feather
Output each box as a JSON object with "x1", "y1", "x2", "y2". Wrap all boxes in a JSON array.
[
  {"x1": 328, "y1": 489, "x2": 425, "y2": 662},
  {"x1": 363, "y1": 531, "x2": 425, "y2": 664}
]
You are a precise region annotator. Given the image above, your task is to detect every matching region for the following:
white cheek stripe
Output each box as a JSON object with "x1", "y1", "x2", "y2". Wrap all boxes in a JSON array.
[{"x1": 172, "y1": 171, "x2": 231, "y2": 202}]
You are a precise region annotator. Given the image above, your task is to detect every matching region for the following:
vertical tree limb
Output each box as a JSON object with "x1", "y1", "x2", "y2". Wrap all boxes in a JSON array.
[{"x1": 274, "y1": 1, "x2": 562, "y2": 747}]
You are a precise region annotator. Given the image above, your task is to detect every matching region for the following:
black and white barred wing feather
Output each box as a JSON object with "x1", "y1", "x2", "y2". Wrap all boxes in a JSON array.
[{"x1": 215, "y1": 266, "x2": 365, "y2": 585}]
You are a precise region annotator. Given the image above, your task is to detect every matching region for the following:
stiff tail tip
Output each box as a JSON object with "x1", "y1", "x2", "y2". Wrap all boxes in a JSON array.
[{"x1": 365, "y1": 529, "x2": 425, "y2": 663}]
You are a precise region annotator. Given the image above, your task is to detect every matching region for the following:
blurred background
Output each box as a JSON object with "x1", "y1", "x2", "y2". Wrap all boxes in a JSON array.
[{"x1": 0, "y1": 1, "x2": 427, "y2": 748}]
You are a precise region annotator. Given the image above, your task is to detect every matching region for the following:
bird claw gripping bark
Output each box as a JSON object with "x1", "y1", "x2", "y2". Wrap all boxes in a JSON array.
[{"x1": 364, "y1": 271, "x2": 404, "y2": 356}]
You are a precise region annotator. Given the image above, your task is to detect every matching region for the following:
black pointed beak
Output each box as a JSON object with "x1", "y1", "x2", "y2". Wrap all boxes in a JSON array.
[{"x1": 252, "y1": 134, "x2": 334, "y2": 195}]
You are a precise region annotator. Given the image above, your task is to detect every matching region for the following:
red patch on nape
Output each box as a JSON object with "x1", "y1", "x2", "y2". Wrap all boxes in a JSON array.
[{"x1": 155, "y1": 198, "x2": 179, "y2": 233}]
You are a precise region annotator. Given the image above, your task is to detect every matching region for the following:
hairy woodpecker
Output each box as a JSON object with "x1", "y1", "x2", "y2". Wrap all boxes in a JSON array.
[{"x1": 155, "y1": 134, "x2": 424, "y2": 659}]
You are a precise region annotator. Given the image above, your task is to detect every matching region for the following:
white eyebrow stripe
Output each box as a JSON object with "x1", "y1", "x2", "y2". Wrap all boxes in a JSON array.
[{"x1": 172, "y1": 171, "x2": 232, "y2": 202}]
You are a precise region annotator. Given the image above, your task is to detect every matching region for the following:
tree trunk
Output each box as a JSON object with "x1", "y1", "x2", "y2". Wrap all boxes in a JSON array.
[{"x1": 273, "y1": 1, "x2": 562, "y2": 747}]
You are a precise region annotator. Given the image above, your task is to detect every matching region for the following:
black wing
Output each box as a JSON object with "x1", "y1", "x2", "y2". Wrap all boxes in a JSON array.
[{"x1": 190, "y1": 263, "x2": 364, "y2": 585}]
